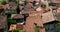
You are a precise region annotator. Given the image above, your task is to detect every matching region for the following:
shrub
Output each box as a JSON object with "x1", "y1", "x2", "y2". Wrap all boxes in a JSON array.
[
  {"x1": 7, "y1": 18, "x2": 17, "y2": 24},
  {"x1": 34, "y1": 25, "x2": 40, "y2": 32}
]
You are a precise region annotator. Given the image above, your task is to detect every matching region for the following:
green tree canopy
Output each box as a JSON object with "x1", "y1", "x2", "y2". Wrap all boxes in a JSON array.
[{"x1": 1, "y1": 0, "x2": 7, "y2": 5}]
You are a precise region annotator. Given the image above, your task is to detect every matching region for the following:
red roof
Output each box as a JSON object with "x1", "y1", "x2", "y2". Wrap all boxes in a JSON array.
[{"x1": 2, "y1": 4, "x2": 10, "y2": 10}]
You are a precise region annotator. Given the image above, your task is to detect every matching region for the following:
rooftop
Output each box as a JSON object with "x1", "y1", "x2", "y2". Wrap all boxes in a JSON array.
[
  {"x1": 11, "y1": 14, "x2": 24, "y2": 19},
  {"x1": 0, "y1": 14, "x2": 7, "y2": 29}
]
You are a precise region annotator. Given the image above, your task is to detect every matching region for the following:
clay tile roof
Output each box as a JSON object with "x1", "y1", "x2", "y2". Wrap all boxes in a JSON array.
[
  {"x1": 9, "y1": 2, "x2": 17, "y2": 10},
  {"x1": 35, "y1": 0, "x2": 40, "y2": 2},
  {"x1": 0, "y1": 14, "x2": 7, "y2": 29},
  {"x1": 11, "y1": 14, "x2": 24, "y2": 19},
  {"x1": 42, "y1": 11, "x2": 55, "y2": 24},
  {"x1": 21, "y1": 3, "x2": 36, "y2": 14},
  {"x1": 42, "y1": 10, "x2": 60, "y2": 24},
  {"x1": 19, "y1": 6, "x2": 24, "y2": 10},
  {"x1": 29, "y1": 11, "x2": 41, "y2": 16},
  {"x1": 52, "y1": 0, "x2": 60, "y2": 3},
  {"x1": 0, "y1": 5, "x2": 4, "y2": 9},
  {"x1": 55, "y1": 13, "x2": 60, "y2": 21},
  {"x1": 27, "y1": 0, "x2": 35, "y2": 2},
  {"x1": 2, "y1": 4, "x2": 10, "y2": 10},
  {"x1": 21, "y1": 10, "x2": 37, "y2": 14},
  {"x1": 24, "y1": 3, "x2": 34, "y2": 11},
  {"x1": 27, "y1": 0, "x2": 40, "y2": 2},
  {"x1": 26, "y1": 16, "x2": 43, "y2": 27}
]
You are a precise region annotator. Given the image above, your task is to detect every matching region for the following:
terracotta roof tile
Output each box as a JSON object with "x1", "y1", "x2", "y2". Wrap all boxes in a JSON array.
[
  {"x1": 52, "y1": 0, "x2": 60, "y2": 3},
  {"x1": 42, "y1": 11, "x2": 55, "y2": 24},
  {"x1": 24, "y1": 3, "x2": 34, "y2": 11},
  {"x1": 2, "y1": 4, "x2": 10, "y2": 10},
  {"x1": 25, "y1": 15, "x2": 43, "y2": 32},
  {"x1": 55, "y1": 13, "x2": 60, "y2": 21},
  {"x1": 11, "y1": 14, "x2": 24, "y2": 19},
  {"x1": 0, "y1": 5, "x2": 4, "y2": 9}
]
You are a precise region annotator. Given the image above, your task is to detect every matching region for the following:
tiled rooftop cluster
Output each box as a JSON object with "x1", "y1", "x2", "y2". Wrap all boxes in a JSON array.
[{"x1": 0, "y1": 0, "x2": 60, "y2": 32}]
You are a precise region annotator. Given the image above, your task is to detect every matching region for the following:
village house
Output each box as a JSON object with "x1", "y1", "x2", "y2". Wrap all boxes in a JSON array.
[
  {"x1": 0, "y1": 4, "x2": 10, "y2": 10},
  {"x1": 9, "y1": 2, "x2": 17, "y2": 10},
  {"x1": 24, "y1": 11, "x2": 46, "y2": 32},
  {"x1": 2, "y1": 2, "x2": 18, "y2": 14},
  {"x1": 0, "y1": 14, "x2": 7, "y2": 32},
  {"x1": 2, "y1": 4, "x2": 10, "y2": 10},
  {"x1": 9, "y1": 14, "x2": 25, "y2": 32},
  {"x1": 20, "y1": 2, "x2": 60, "y2": 32},
  {"x1": 24, "y1": 8, "x2": 60, "y2": 32},
  {"x1": 0, "y1": 0, "x2": 60, "y2": 32},
  {"x1": 9, "y1": 23, "x2": 24, "y2": 32},
  {"x1": 11, "y1": 14, "x2": 24, "y2": 25}
]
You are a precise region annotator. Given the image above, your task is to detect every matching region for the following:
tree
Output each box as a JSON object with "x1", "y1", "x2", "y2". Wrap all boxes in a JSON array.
[
  {"x1": 7, "y1": 18, "x2": 17, "y2": 24},
  {"x1": 1, "y1": 0, "x2": 7, "y2": 5},
  {"x1": 16, "y1": 6, "x2": 20, "y2": 14}
]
